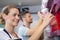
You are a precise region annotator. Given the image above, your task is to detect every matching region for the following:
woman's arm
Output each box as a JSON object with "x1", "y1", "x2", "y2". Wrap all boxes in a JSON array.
[
  {"x1": 28, "y1": 13, "x2": 54, "y2": 40},
  {"x1": 26, "y1": 11, "x2": 43, "y2": 36}
]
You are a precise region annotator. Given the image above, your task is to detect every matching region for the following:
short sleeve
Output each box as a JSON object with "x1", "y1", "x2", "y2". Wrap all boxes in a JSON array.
[{"x1": 18, "y1": 26, "x2": 29, "y2": 36}]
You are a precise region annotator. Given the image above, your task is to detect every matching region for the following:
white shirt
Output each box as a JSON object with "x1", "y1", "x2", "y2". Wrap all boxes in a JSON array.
[
  {"x1": 0, "y1": 29, "x2": 23, "y2": 40},
  {"x1": 18, "y1": 25, "x2": 29, "y2": 40}
]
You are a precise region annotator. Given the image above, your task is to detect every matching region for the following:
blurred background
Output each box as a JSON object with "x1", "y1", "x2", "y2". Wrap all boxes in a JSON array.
[{"x1": 0, "y1": 0, "x2": 60, "y2": 40}]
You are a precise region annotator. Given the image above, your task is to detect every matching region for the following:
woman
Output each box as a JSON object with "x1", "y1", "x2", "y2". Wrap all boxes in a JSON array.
[
  {"x1": 0, "y1": 5, "x2": 54, "y2": 40},
  {"x1": 0, "y1": 5, "x2": 23, "y2": 40}
]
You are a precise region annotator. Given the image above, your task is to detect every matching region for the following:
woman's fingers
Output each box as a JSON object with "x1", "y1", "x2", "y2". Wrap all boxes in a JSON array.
[
  {"x1": 37, "y1": 11, "x2": 43, "y2": 19},
  {"x1": 43, "y1": 13, "x2": 54, "y2": 27}
]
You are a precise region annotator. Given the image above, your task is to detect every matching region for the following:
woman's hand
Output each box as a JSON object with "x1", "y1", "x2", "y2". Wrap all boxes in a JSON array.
[
  {"x1": 42, "y1": 12, "x2": 54, "y2": 27},
  {"x1": 37, "y1": 11, "x2": 43, "y2": 19}
]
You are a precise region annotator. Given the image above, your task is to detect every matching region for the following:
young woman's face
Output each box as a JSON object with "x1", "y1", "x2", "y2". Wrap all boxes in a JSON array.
[{"x1": 6, "y1": 8, "x2": 20, "y2": 27}]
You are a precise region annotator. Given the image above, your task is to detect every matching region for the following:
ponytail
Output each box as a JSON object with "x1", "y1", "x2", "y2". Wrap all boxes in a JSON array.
[{"x1": 0, "y1": 13, "x2": 5, "y2": 24}]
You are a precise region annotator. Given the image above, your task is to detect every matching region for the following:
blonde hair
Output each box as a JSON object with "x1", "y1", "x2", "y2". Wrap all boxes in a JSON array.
[
  {"x1": 1, "y1": 5, "x2": 19, "y2": 24},
  {"x1": 0, "y1": 13, "x2": 4, "y2": 24}
]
